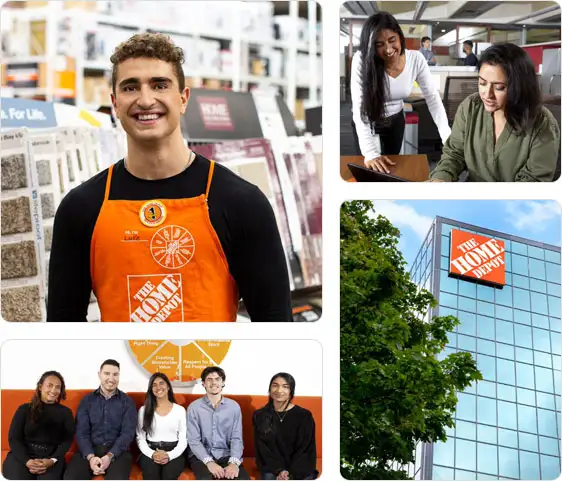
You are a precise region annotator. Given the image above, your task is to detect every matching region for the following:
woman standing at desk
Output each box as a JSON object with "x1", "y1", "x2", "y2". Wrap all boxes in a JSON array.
[{"x1": 351, "y1": 12, "x2": 451, "y2": 173}]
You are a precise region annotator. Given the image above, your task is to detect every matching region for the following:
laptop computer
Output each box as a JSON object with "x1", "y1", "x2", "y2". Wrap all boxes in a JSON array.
[{"x1": 347, "y1": 163, "x2": 407, "y2": 182}]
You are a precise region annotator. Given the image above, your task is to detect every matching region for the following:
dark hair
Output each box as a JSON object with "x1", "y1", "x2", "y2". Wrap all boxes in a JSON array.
[
  {"x1": 30, "y1": 371, "x2": 66, "y2": 423},
  {"x1": 142, "y1": 372, "x2": 176, "y2": 436},
  {"x1": 256, "y1": 373, "x2": 297, "y2": 438},
  {"x1": 201, "y1": 366, "x2": 226, "y2": 384},
  {"x1": 421, "y1": 36, "x2": 431, "y2": 44},
  {"x1": 110, "y1": 32, "x2": 185, "y2": 94},
  {"x1": 359, "y1": 12, "x2": 406, "y2": 126},
  {"x1": 100, "y1": 359, "x2": 120, "y2": 371},
  {"x1": 463, "y1": 40, "x2": 473, "y2": 49},
  {"x1": 478, "y1": 42, "x2": 542, "y2": 135}
]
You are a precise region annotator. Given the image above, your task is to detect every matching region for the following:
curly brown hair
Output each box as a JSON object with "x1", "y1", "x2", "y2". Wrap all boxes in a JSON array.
[{"x1": 110, "y1": 32, "x2": 185, "y2": 94}]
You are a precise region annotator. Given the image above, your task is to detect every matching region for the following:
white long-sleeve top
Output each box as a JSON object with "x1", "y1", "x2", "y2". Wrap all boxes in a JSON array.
[
  {"x1": 136, "y1": 403, "x2": 187, "y2": 461},
  {"x1": 351, "y1": 49, "x2": 451, "y2": 160}
]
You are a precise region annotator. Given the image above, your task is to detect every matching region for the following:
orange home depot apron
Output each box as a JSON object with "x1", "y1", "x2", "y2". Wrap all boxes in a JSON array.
[{"x1": 90, "y1": 161, "x2": 238, "y2": 322}]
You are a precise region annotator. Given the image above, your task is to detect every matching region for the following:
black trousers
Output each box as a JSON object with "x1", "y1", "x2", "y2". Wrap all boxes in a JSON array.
[
  {"x1": 373, "y1": 110, "x2": 406, "y2": 155},
  {"x1": 188, "y1": 456, "x2": 250, "y2": 480},
  {"x1": 139, "y1": 453, "x2": 185, "y2": 480},
  {"x1": 63, "y1": 452, "x2": 132, "y2": 480},
  {"x1": 2, "y1": 452, "x2": 65, "y2": 480}
]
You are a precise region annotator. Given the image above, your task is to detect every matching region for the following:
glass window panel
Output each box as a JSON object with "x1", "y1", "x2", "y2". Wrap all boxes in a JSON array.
[
  {"x1": 440, "y1": 292, "x2": 458, "y2": 309},
  {"x1": 441, "y1": 255, "x2": 450, "y2": 271},
  {"x1": 495, "y1": 306, "x2": 513, "y2": 322},
  {"x1": 546, "y1": 262, "x2": 561, "y2": 284},
  {"x1": 514, "y1": 309, "x2": 531, "y2": 325},
  {"x1": 516, "y1": 362, "x2": 535, "y2": 389},
  {"x1": 540, "y1": 436, "x2": 560, "y2": 457},
  {"x1": 433, "y1": 466, "x2": 455, "y2": 480},
  {"x1": 464, "y1": 382, "x2": 477, "y2": 395},
  {"x1": 512, "y1": 274, "x2": 530, "y2": 290},
  {"x1": 549, "y1": 295, "x2": 561, "y2": 318},
  {"x1": 555, "y1": 374, "x2": 561, "y2": 396},
  {"x1": 440, "y1": 307, "x2": 457, "y2": 318},
  {"x1": 477, "y1": 424, "x2": 497, "y2": 444},
  {"x1": 497, "y1": 384, "x2": 516, "y2": 402},
  {"x1": 458, "y1": 334, "x2": 477, "y2": 352},
  {"x1": 517, "y1": 387, "x2": 536, "y2": 406},
  {"x1": 445, "y1": 422, "x2": 455, "y2": 437},
  {"x1": 552, "y1": 354, "x2": 560, "y2": 370},
  {"x1": 495, "y1": 286, "x2": 512, "y2": 308},
  {"x1": 519, "y1": 450, "x2": 540, "y2": 480},
  {"x1": 497, "y1": 359, "x2": 515, "y2": 385},
  {"x1": 478, "y1": 301, "x2": 494, "y2": 317},
  {"x1": 459, "y1": 280, "x2": 477, "y2": 299},
  {"x1": 476, "y1": 473, "x2": 498, "y2": 480},
  {"x1": 515, "y1": 347, "x2": 533, "y2": 364},
  {"x1": 477, "y1": 284, "x2": 495, "y2": 302},
  {"x1": 513, "y1": 287, "x2": 531, "y2": 311},
  {"x1": 504, "y1": 252, "x2": 512, "y2": 272},
  {"x1": 441, "y1": 270, "x2": 458, "y2": 293},
  {"x1": 511, "y1": 242, "x2": 527, "y2": 256},
  {"x1": 537, "y1": 392, "x2": 556, "y2": 411},
  {"x1": 551, "y1": 332, "x2": 560, "y2": 356},
  {"x1": 456, "y1": 439, "x2": 476, "y2": 471},
  {"x1": 530, "y1": 278, "x2": 547, "y2": 293},
  {"x1": 498, "y1": 428, "x2": 518, "y2": 448},
  {"x1": 456, "y1": 420, "x2": 477, "y2": 440},
  {"x1": 458, "y1": 311, "x2": 477, "y2": 336},
  {"x1": 533, "y1": 313, "x2": 550, "y2": 329},
  {"x1": 498, "y1": 447, "x2": 519, "y2": 478},
  {"x1": 496, "y1": 320, "x2": 514, "y2": 345},
  {"x1": 459, "y1": 296, "x2": 477, "y2": 313},
  {"x1": 477, "y1": 316, "x2": 495, "y2": 340},
  {"x1": 531, "y1": 291, "x2": 549, "y2": 315},
  {"x1": 477, "y1": 339, "x2": 495, "y2": 356},
  {"x1": 512, "y1": 254, "x2": 529, "y2": 276},
  {"x1": 477, "y1": 397, "x2": 497, "y2": 425},
  {"x1": 514, "y1": 324, "x2": 532, "y2": 348},
  {"x1": 538, "y1": 408, "x2": 558, "y2": 437},
  {"x1": 498, "y1": 401, "x2": 517, "y2": 429},
  {"x1": 478, "y1": 354, "x2": 496, "y2": 382},
  {"x1": 519, "y1": 432, "x2": 539, "y2": 452},
  {"x1": 534, "y1": 328, "x2": 552, "y2": 353},
  {"x1": 505, "y1": 272, "x2": 512, "y2": 286},
  {"x1": 433, "y1": 438, "x2": 455, "y2": 466},
  {"x1": 529, "y1": 245, "x2": 545, "y2": 260},
  {"x1": 437, "y1": 346, "x2": 456, "y2": 361},
  {"x1": 455, "y1": 470, "x2": 477, "y2": 480},
  {"x1": 477, "y1": 443, "x2": 498, "y2": 475},
  {"x1": 447, "y1": 331, "x2": 457, "y2": 347},
  {"x1": 536, "y1": 367, "x2": 554, "y2": 393},
  {"x1": 442, "y1": 224, "x2": 454, "y2": 236},
  {"x1": 529, "y1": 258, "x2": 547, "y2": 280},
  {"x1": 496, "y1": 343, "x2": 514, "y2": 360},
  {"x1": 519, "y1": 404, "x2": 538, "y2": 434},
  {"x1": 545, "y1": 250, "x2": 561, "y2": 264},
  {"x1": 457, "y1": 393, "x2": 477, "y2": 421},
  {"x1": 478, "y1": 381, "x2": 496, "y2": 398},
  {"x1": 540, "y1": 454, "x2": 561, "y2": 479},
  {"x1": 547, "y1": 282, "x2": 561, "y2": 298}
]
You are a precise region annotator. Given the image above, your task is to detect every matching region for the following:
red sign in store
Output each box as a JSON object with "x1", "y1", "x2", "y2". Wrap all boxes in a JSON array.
[
  {"x1": 449, "y1": 229, "x2": 506, "y2": 286},
  {"x1": 197, "y1": 96, "x2": 234, "y2": 131}
]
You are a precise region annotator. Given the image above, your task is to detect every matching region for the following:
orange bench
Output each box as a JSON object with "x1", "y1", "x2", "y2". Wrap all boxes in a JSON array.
[{"x1": 1, "y1": 390, "x2": 322, "y2": 480}]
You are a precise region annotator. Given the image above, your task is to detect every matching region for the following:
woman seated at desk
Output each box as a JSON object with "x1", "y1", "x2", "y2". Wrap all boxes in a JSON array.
[
  {"x1": 351, "y1": 11, "x2": 451, "y2": 173},
  {"x1": 430, "y1": 42, "x2": 560, "y2": 182}
]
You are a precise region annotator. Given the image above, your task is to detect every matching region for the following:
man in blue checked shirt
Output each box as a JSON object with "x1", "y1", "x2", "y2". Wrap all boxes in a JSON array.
[
  {"x1": 186, "y1": 367, "x2": 250, "y2": 480},
  {"x1": 63, "y1": 359, "x2": 136, "y2": 480}
]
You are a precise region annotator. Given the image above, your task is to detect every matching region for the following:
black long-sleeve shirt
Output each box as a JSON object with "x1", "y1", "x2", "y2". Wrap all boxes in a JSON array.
[
  {"x1": 253, "y1": 405, "x2": 317, "y2": 479},
  {"x1": 46, "y1": 154, "x2": 292, "y2": 322},
  {"x1": 8, "y1": 402, "x2": 75, "y2": 464}
]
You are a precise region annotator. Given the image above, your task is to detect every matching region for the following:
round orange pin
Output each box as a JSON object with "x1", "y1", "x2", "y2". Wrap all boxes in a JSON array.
[{"x1": 139, "y1": 200, "x2": 167, "y2": 228}]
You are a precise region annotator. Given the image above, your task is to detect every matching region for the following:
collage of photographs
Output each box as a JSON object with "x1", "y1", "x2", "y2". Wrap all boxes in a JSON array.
[{"x1": 0, "y1": 0, "x2": 560, "y2": 481}]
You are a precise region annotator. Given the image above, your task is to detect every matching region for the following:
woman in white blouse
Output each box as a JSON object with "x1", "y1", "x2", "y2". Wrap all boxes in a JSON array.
[
  {"x1": 351, "y1": 12, "x2": 451, "y2": 173},
  {"x1": 136, "y1": 373, "x2": 187, "y2": 480}
]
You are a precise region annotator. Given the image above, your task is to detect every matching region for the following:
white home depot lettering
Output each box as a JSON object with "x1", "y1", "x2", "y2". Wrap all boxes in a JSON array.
[
  {"x1": 200, "y1": 103, "x2": 228, "y2": 117},
  {"x1": 451, "y1": 237, "x2": 505, "y2": 278},
  {"x1": 131, "y1": 276, "x2": 182, "y2": 322}
]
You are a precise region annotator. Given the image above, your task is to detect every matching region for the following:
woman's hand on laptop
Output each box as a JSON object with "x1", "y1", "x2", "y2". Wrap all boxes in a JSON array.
[{"x1": 365, "y1": 156, "x2": 396, "y2": 174}]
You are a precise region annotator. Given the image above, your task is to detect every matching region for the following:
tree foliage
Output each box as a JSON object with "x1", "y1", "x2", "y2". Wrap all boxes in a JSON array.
[{"x1": 340, "y1": 201, "x2": 482, "y2": 480}]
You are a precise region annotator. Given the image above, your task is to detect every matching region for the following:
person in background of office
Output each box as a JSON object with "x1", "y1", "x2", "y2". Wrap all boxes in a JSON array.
[
  {"x1": 2, "y1": 371, "x2": 75, "y2": 480},
  {"x1": 430, "y1": 42, "x2": 560, "y2": 182},
  {"x1": 419, "y1": 36, "x2": 436, "y2": 66},
  {"x1": 351, "y1": 12, "x2": 451, "y2": 173},
  {"x1": 463, "y1": 40, "x2": 479, "y2": 67}
]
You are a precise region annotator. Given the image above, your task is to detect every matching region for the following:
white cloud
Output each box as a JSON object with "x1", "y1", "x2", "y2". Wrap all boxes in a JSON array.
[
  {"x1": 372, "y1": 201, "x2": 434, "y2": 241},
  {"x1": 504, "y1": 201, "x2": 562, "y2": 234}
]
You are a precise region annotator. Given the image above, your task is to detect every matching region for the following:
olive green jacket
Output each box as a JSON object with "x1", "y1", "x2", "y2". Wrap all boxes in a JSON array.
[{"x1": 430, "y1": 92, "x2": 560, "y2": 182}]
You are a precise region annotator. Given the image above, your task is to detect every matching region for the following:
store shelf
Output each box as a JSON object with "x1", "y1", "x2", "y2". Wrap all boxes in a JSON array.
[
  {"x1": 4, "y1": 56, "x2": 49, "y2": 64},
  {"x1": 83, "y1": 60, "x2": 111, "y2": 71}
]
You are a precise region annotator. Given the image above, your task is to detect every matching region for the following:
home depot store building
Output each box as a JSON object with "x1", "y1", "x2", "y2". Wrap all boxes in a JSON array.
[{"x1": 409, "y1": 216, "x2": 561, "y2": 480}]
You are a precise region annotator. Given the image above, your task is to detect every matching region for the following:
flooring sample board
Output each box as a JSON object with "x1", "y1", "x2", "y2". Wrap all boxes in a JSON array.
[
  {"x1": 1, "y1": 154, "x2": 28, "y2": 190},
  {"x1": 1, "y1": 197, "x2": 32, "y2": 235},
  {"x1": 1, "y1": 240, "x2": 39, "y2": 279},
  {"x1": 1, "y1": 285, "x2": 42, "y2": 321}
]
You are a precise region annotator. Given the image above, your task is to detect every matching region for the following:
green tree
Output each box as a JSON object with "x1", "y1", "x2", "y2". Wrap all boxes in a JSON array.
[{"x1": 340, "y1": 201, "x2": 482, "y2": 480}]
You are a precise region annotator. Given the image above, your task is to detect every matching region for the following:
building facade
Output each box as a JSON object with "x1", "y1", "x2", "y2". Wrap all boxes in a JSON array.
[{"x1": 410, "y1": 216, "x2": 561, "y2": 480}]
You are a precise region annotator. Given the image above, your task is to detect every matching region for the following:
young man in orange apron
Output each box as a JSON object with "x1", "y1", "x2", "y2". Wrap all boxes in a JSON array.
[{"x1": 47, "y1": 33, "x2": 291, "y2": 322}]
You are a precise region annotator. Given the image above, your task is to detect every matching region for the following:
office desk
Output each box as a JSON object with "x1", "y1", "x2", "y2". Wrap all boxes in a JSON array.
[{"x1": 341, "y1": 155, "x2": 430, "y2": 182}]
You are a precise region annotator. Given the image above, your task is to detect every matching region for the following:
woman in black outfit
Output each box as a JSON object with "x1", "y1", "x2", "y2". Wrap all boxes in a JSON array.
[
  {"x1": 253, "y1": 373, "x2": 318, "y2": 480},
  {"x1": 2, "y1": 371, "x2": 75, "y2": 480}
]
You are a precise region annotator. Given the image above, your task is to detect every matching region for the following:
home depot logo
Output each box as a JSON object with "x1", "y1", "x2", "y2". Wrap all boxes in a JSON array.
[
  {"x1": 449, "y1": 229, "x2": 506, "y2": 286},
  {"x1": 198, "y1": 96, "x2": 234, "y2": 131},
  {"x1": 127, "y1": 274, "x2": 184, "y2": 322}
]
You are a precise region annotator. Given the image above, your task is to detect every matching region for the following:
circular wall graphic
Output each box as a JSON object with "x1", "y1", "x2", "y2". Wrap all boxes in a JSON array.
[{"x1": 128, "y1": 340, "x2": 231, "y2": 386}]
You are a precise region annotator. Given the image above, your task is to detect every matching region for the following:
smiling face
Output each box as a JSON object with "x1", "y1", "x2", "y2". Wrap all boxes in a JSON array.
[
  {"x1": 99, "y1": 363, "x2": 120, "y2": 394},
  {"x1": 375, "y1": 29, "x2": 402, "y2": 62},
  {"x1": 110, "y1": 57, "x2": 189, "y2": 144},
  {"x1": 478, "y1": 63, "x2": 508, "y2": 114},
  {"x1": 269, "y1": 376, "x2": 292, "y2": 405},
  {"x1": 39, "y1": 375, "x2": 62, "y2": 404},
  {"x1": 152, "y1": 376, "x2": 169, "y2": 400},
  {"x1": 203, "y1": 372, "x2": 224, "y2": 396}
]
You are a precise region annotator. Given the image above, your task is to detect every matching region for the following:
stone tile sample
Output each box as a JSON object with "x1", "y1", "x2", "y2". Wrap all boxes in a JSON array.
[
  {"x1": 41, "y1": 193, "x2": 55, "y2": 219},
  {"x1": 1, "y1": 285, "x2": 42, "y2": 321},
  {"x1": 36, "y1": 160, "x2": 52, "y2": 186},
  {"x1": 1, "y1": 154, "x2": 28, "y2": 190},
  {"x1": 44, "y1": 225, "x2": 53, "y2": 251},
  {"x1": 1, "y1": 241, "x2": 38, "y2": 279},
  {"x1": 66, "y1": 153, "x2": 75, "y2": 181},
  {"x1": 1, "y1": 197, "x2": 32, "y2": 235}
]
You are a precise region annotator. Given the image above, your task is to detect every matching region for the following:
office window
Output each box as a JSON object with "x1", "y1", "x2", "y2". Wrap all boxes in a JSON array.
[
  {"x1": 531, "y1": 291, "x2": 549, "y2": 316},
  {"x1": 513, "y1": 287, "x2": 531, "y2": 311},
  {"x1": 438, "y1": 346, "x2": 456, "y2": 361},
  {"x1": 458, "y1": 311, "x2": 477, "y2": 336},
  {"x1": 441, "y1": 255, "x2": 450, "y2": 271},
  {"x1": 477, "y1": 339, "x2": 495, "y2": 357},
  {"x1": 498, "y1": 446, "x2": 519, "y2": 478},
  {"x1": 547, "y1": 282, "x2": 561, "y2": 298},
  {"x1": 535, "y1": 366, "x2": 554, "y2": 393},
  {"x1": 477, "y1": 301, "x2": 494, "y2": 317},
  {"x1": 539, "y1": 436, "x2": 560, "y2": 457},
  {"x1": 475, "y1": 473, "x2": 498, "y2": 480},
  {"x1": 477, "y1": 284, "x2": 495, "y2": 302},
  {"x1": 516, "y1": 362, "x2": 535, "y2": 390},
  {"x1": 433, "y1": 438, "x2": 455, "y2": 466},
  {"x1": 456, "y1": 420, "x2": 477, "y2": 440},
  {"x1": 538, "y1": 408, "x2": 558, "y2": 437},
  {"x1": 457, "y1": 393, "x2": 477, "y2": 422},
  {"x1": 458, "y1": 334, "x2": 477, "y2": 353},
  {"x1": 496, "y1": 320, "x2": 514, "y2": 345},
  {"x1": 530, "y1": 278, "x2": 547, "y2": 294},
  {"x1": 512, "y1": 242, "x2": 528, "y2": 256},
  {"x1": 515, "y1": 346, "x2": 533, "y2": 364},
  {"x1": 496, "y1": 343, "x2": 514, "y2": 360},
  {"x1": 514, "y1": 309, "x2": 531, "y2": 326},
  {"x1": 532, "y1": 313, "x2": 550, "y2": 330},
  {"x1": 518, "y1": 404, "x2": 538, "y2": 433},
  {"x1": 517, "y1": 387, "x2": 536, "y2": 406},
  {"x1": 512, "y1": 274, "x2": 530, "y2": 290},
  {"x1": 546, "y1": 262, "x2": 562, "y2": 284},
  {"x1": 529, "y1": 258, "x2": 546, "y2": 280},
  {"x1": 477, "y1": 397, "x2": 497, "y2": 426},
  {"x1": 553, "y1": 354, "x2": 561, "y2": 371},
  {"x1": 433, "y1": 466, "x2": 455, "y2": 480},
  {"x1": 497, "y1": 384, "x2": 516, "y2": 402},
  {"x1": 514, "y1": 324, "x2": 532, "y2": 349},
  {"x1": 529, "y1": 245, "x2": 545, "y2": 260},
  {"x1": 456, "y1": 439, "x2": 476, "y2": 471},
  {"x1": 459, "y1": 296, "x2": 477, "y2": 313},
  {"x1": 545, "y1": 250, "x2": 561, "y2": 264},
  {"x1": 519, "y1": 432, "x2": 539, "y2": 452},
  {"x1": 533, "y1": 328, "x2": 552, "y2": 353},
  {"x1": 439, "y1": 307, "x2": 457, "y2": 318},
  {"x1": 537, "y1": 391, "x2": 556, "y2": 411},
  {"x1": 477, "y1": 424, "x2": 497, "y2": 444},
  {"x1": 459, "y1": 280, "x2": 477, "y2": 299},
  {"x1": 498, "y1": 401, "x2": 517, "y2": 430},
  {"x1": 549, "y1": 295, "x2": 561, "y2": 318},
  {"x1": 504, "y1": 252, "x2": 512, "y2": 272},
  {"x1": 477, "y1": 443, "x2": 498, "y2": 475},
  {"x1": 477, "y1": 316, "x2": 495, "y2": 340},
  {"x1": 495, "y1": 286, "x2": 513, "y2": 307},
  {"x1": 447, "y1": 332, "x2": 457, "y2": 347},
  {"x1": 540, "y1": 454, "x2": 561, "y2": 479},
  {"x1": 495, "y1": 305, "x2": 513, "y2": 322},
  {"x1": 441, "y1": 270, "x2": 458, "y2": 294},
  {"x1": 534, "y1": 349, "x2": 553, "y2": 369},
  {"x1": 455, "y1": 469, "x2": 477, "y2": 480},
  {"x1": 519, "y1": 450, "x2": 540, "y2": 480},
  {"x1": 442, "y1": 224, "x2": 455, "y2": 237},
  {"x1": 551, "y1": 332, "x2": 561, "y2": 355},
  {"x1": 478, "y1": 354, "x2": 496, "y2": 382},
  {"x1": 512, "y1": 254, "x2": 529, "y2": 276},
  {"x1": 497, "y1": 359, "x2": 515, "y2": 385},
  {"x1": 440, "y1": 292, "x2": 458, "y2": 309},
  {"x1": 498, "y1": 428, "x2": 518, "y2": 448}
]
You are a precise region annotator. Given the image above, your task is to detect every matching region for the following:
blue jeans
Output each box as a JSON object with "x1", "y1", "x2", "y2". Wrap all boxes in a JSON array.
[{"x1": 261, "y1": 473, "x2": 317, "y2": 480}]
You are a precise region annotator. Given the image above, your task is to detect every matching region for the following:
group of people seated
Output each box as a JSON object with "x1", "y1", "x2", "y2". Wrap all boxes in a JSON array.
[{"x1": 2, "y1": 360, "x2": 318, "y2": 480}]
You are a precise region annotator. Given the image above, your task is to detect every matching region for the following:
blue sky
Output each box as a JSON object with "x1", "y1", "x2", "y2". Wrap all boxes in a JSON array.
[{"x1": 371, "y1": 200, "x2": 561, "y2": 269}]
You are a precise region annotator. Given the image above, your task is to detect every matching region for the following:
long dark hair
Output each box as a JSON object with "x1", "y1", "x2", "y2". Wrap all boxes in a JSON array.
[
  {"x1": 359, "y1": 12, "x2": 406, "y2": 126},
  {"x1": 256, "y1": 373, "x2": 296, "y2": 438},
  {"x1": 142, "y1": 372, "x2": 176, "y2": 436},
  {"x1": 478, "y1": 42, "x2": 542, "y2": 135},
  {"x1": 30, "y1": 371, "x2": 66, "y2": 423}
]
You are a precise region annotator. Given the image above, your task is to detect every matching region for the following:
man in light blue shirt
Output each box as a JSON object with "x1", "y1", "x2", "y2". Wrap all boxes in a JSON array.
[
  {"x1": 186, "y1": 367, "x2": 250, "y2": 480},
  {"x1": 419, "y1": 36, "x2": 437, "y2": 65}
]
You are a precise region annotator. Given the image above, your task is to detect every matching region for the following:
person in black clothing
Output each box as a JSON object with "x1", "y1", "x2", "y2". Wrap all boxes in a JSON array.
[
  {"x1": 63, "y1": 360, "x2": 136, "y2": 480},
  {"x1": 463, "y1": 40, "x2": 479, "y2": 67},
  {"x1": 2, "y1": 370, "x2": 74, "y2": 480},
  {"x1": 253, "y1": 373, "x2": 318, "y2": 480}
]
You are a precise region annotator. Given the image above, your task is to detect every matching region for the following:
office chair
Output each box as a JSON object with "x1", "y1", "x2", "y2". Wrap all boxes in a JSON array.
[{"x1": 443, "y1": 76, "x2": 480, "y2": 126}]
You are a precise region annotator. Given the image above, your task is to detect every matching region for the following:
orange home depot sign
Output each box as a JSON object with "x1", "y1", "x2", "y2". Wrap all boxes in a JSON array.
[{"x1": 449, "y1": 229, "x2": 506, "y2": 286}]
